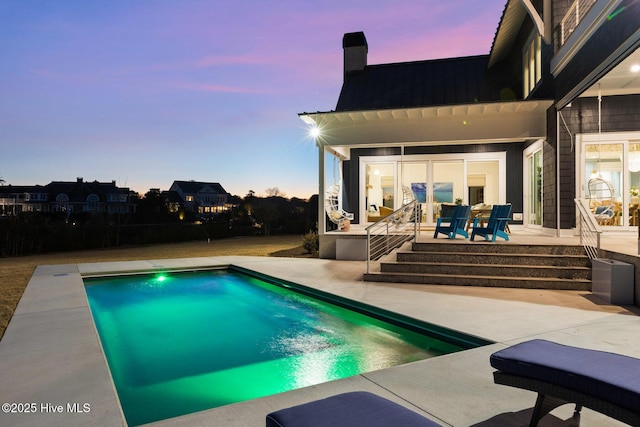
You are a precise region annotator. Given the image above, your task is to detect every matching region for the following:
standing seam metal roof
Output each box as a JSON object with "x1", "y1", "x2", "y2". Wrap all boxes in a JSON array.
[{"x1": 335, "y1": 55, "x2": 517, "y2": 112}]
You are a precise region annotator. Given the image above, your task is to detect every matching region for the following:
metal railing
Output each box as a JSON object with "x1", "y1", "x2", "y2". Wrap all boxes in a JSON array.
[
  {"x1": 365, "y1": 200, "x2": 419, "y2": 274},
  {"x1": 560, "y1": 0, "x2": 596, "y2": 46},
  {"x1": 575, "y1": 198, "x2": 602, "y2": 259}
]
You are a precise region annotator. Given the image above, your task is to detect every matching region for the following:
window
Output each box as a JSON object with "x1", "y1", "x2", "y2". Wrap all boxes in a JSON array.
[
  {"x1": 87, "y1": 194, "x2": 99, "y2": 212},
  {"x1": 56, "y1": 194, "x2": 69, "y2": 212},
  {"x1": 523, "y1": 33, "x2": 542, "y2": 97}
]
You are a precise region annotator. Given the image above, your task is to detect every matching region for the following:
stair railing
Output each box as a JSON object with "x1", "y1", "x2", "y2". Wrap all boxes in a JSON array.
[
  {"x1": 574, "y1": 198, "x2": 602, "y2": 259},
  {"x1": 365, "y1": 200, "x2": 420, "y2": 274}
]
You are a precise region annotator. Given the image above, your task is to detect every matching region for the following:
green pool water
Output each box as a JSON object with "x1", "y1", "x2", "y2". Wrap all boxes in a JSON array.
[{"x1": 84, "y1": 269, "x2": 476, "y2": 426}]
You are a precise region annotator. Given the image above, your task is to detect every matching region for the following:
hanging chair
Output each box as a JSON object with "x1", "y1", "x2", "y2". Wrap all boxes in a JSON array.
[
  {"x1": 402, "y1": 185, "x2": 415, "y2": 205},
  {"x1": 325, "y1": 184, "x2": 354, "y2": 230},
  {"x1": 587, "y1": 177, "x2": 615, "y2": 225}
]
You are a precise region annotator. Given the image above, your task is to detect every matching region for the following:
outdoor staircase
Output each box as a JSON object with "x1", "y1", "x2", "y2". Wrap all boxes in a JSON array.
[{"x1": 363, "y1": 241, "x2": 592, "y2": 290}]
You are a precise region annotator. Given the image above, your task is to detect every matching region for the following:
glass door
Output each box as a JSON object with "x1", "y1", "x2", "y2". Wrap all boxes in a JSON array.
[
  {"x1": 365, "y1": 163, "x2": 396, "y2": 222},
  {"x1": 584, "y1": 143, "x2": 623, "y2": 227},
  {"x1": 401, "y1": 160, "x2": 464, "y2": 225},
  {"x1": 525, "y1": 148, "x2": 543, "y2": 226},
  {"x1": 361, "y1": 153, "x2": 505, "y2": 226},
  {"x1": 432, "y1": 161, "x2": 464, "y2": 225}
]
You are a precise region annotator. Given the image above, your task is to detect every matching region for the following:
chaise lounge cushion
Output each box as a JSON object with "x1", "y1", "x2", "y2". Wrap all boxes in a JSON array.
[
  {"x1": 266, "y1": 391, "x2": 441, "y2": 427},
  {"x1": 490, "y1": 339, "x2": 640, "y2": 413}
]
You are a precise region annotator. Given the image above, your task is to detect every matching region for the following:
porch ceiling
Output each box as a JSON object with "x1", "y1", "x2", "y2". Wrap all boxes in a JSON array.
[{"x1": 300, "y1": 100, "x2": 552, "y2": 151}]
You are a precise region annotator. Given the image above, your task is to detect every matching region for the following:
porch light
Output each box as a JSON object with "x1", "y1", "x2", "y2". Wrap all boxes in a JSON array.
[
  {"x1": 309, "y1": 126, "x2": 321, "y2": 139},
  {"x1": 631, "y1": 64, "x2": 640, "y2": 73}
]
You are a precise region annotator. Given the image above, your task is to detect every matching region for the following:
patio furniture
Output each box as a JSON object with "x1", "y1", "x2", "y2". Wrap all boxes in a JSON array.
[
  {"x1": 470, "y1": 204, "x2": 512, "y2": 241},
  {"x1": 433, "y1": 204, "x2": 470, "y2": 239},
  {"x1": 466, "y1": 204, "x2": 493, "y2": 232},
  {"x1": 368, "y1": 205, "x2": 394, "y2": 222},
  {"x1": 325, "y1": 184, "x2": 354, "y2": 230},
  {"x1": 490, "y1": 339, "x2": 640, "y2": 427},
  {"x1": 438, "y1": 203, "x2": 457, "y2": 221},
  {"x1": 402, "y1": 185, "x2": 416, "y2": 205},
  {"x1": 588, "y1": 177, "x2": 616, "y2": 225},
  {"x1": 266, "y1": 391, "x2": 442, "y2": 427}
]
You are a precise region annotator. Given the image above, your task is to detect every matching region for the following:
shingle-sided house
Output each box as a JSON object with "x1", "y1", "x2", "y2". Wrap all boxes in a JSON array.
[
  {"x1": 300, "y1": 0, "x2": 640, "y2": 258},
  {"x1": 0, "y1": 177, "x2": 136, "y2": 216},
  {"x1": 168, "y1": 180, "x2": 229, "y2": 218}
]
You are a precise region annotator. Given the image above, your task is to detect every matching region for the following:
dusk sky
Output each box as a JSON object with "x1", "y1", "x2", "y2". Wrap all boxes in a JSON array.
[{"x1": 1, "y1": 0, "x2": 507, "y2": 198}]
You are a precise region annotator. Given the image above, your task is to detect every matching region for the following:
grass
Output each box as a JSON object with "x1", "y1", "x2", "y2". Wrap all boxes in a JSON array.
[{"x1": 0, "y1": 235, "x2": 314, "y2": 340}]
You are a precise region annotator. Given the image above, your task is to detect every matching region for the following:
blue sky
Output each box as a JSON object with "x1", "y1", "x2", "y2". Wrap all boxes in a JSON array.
[{"x1": 0, "y1": 0, "x2": 506, "y2": 198}]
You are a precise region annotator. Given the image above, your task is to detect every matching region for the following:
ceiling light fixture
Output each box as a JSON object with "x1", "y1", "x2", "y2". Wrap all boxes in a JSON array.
[{"x1": 631, "y1": 64, "x2": 640, "y2": 73}]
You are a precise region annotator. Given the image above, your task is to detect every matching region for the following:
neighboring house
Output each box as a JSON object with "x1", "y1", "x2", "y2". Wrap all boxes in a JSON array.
[
  {"x1": 0, "y1": 177, "x2": 136, "y2": 216},
  {"x1": 300, "y1": 0, "x2": 640, "y2": 258},
  {"x1": 168, "y1": 180, "x2": 229, "y2": 218}
]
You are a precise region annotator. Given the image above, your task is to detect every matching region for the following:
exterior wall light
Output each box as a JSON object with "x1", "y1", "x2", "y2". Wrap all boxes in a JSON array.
[{"x1": 309, "y1": 126, "x2": 321, "y2": 139}]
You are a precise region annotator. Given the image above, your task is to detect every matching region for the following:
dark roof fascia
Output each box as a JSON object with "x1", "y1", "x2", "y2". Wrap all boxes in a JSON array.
[{"x1": 488, "y1": 0, "x2": 528, "y2": 68}]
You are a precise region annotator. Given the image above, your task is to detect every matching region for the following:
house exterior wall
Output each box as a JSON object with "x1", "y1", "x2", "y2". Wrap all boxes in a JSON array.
[
  {"x1": 549, "y1": 94, "x2": 640, "y2": 231},
  {"x1": 554, "y1": 0, "x2": 640, "y2": 107},
  {"x1": 346, "y1": 142, "x2": 525, "y2": 225}
]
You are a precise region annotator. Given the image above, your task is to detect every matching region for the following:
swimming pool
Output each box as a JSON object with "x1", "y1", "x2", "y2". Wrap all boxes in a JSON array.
[{"x1": 85, "y1": 267, "x2": 489, "y2": 426}]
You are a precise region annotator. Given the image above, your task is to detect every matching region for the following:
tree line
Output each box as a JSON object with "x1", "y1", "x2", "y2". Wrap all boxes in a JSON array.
[{"x1": 0, "y1": 191, "x2": 318, "y2": 257}]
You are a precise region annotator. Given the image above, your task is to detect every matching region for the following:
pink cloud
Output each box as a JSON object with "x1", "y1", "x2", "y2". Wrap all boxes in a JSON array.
[
  {"x1": 171, "y1": 81, "x2": 272, "y2": 94},
  {"x1": 194, "y1": 54, "x2": 275, "y2": 68}
]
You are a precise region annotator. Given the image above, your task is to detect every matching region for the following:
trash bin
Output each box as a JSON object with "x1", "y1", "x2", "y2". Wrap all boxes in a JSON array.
[{"x1": 591, "y1": 258, "x2": 634, "y2": 304}]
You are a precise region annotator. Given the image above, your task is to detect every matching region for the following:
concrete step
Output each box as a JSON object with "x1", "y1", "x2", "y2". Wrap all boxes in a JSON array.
[
  {"x1": 380, "y1": 261, "x2": 591, "y2": 279},
  {"x1": 412, "y1": 242, "x2": 586, "y2": 255},
  {"x1": 363, "y1": 271, "x2": 592, "y2": 291},
  {"x1": 396, "y1": 251, "x2": 591, "y2": 267},
  {"x1": 364, "y1": 241, "x2": 592, "y2": 290}
]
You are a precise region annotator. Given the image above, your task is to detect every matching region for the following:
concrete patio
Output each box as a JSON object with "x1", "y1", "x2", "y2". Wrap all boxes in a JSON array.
[{"x1": 1, "y1": 231, "x2": 639, "y2": 426}]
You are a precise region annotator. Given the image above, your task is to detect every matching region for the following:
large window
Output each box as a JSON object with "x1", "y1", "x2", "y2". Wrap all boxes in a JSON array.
[
  {"x1": 523, "y1": 33, "x2": 542, "y2": 98},
  {"x1": 361, "y1": 153, "x2": 505, "y2": 225},
  {"x1": 579, "y1": 132, "x2": 640, "y2": 228}
]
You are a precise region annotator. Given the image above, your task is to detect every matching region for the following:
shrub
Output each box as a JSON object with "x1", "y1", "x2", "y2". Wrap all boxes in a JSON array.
[{"x1": 302, "y1": 230, "x2": 319, "y2": 254}]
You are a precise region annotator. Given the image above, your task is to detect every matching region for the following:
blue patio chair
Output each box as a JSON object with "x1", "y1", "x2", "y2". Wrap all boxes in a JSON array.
[
  {"x1": 433, "y1": 204, "x2": 470, "y2": 239},
  {"x1": 470, "y1": 204, "x2": 512, "y2": 241}
]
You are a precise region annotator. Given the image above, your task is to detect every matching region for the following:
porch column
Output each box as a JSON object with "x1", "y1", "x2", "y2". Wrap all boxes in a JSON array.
[{"x1": 318, "y1": 144, "x2": 326, "y2": 235}]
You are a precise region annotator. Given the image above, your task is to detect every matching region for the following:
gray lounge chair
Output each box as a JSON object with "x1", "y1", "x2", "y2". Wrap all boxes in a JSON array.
[
  {"x1": 266, "y1": 391, "x2": 441, "y2": 427},
  {"x1": 490, "y1": 339, "x2": 640, "y2": 427}
]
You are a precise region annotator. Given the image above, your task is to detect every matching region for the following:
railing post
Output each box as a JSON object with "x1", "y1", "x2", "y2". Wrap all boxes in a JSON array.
[
  {"x1": 385, "y1": 222, "x2": 390, "y2": 255},
  {"x1": 366, "y1": 229, "x2": 371, "y2": 274},
  {"x1": 413, "y1": 201, "x2": 418, "y2": 243}
]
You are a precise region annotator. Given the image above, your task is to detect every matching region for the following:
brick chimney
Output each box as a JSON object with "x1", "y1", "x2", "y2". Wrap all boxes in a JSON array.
[{"x1": 343, "y1": 31, "x2": 368, "y2": 78}]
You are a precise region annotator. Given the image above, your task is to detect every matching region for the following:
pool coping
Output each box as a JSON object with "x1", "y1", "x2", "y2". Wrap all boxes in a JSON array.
[{"x1": 2, "y1": 256, "x2": 640, "y2": 426}]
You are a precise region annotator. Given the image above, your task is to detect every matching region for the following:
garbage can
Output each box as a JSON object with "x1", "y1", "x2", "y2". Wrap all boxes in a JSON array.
[{"x1": 591, "y1": 258, "x2": 634, "y2": 304}]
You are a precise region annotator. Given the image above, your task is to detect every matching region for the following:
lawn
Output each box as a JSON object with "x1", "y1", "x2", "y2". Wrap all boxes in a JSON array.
[{"x1": 0, "y1": 235, "x2": 313, "y2": 340}]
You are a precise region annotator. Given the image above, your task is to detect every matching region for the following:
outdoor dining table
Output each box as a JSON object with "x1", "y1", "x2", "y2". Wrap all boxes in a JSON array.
[
  {"x1": 466, "y1": 207, "x2": 511, "y2": 233},
  {"x1": 466, "y1": 208, "x2": 493, "y2": 232}
]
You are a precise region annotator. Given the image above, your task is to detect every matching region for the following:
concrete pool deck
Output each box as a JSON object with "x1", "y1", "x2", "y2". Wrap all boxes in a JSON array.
[{"x1": 1, "y1": 234, "x2": 640, "y2": 426}]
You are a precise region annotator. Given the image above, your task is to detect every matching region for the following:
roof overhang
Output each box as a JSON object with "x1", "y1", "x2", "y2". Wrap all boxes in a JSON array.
[
  {"x1": 299, "y1": 100, "x2": 552, "y2": 156},
  {"x1": 488, "y1": 0, "x2": 528, "y2": 68}
]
